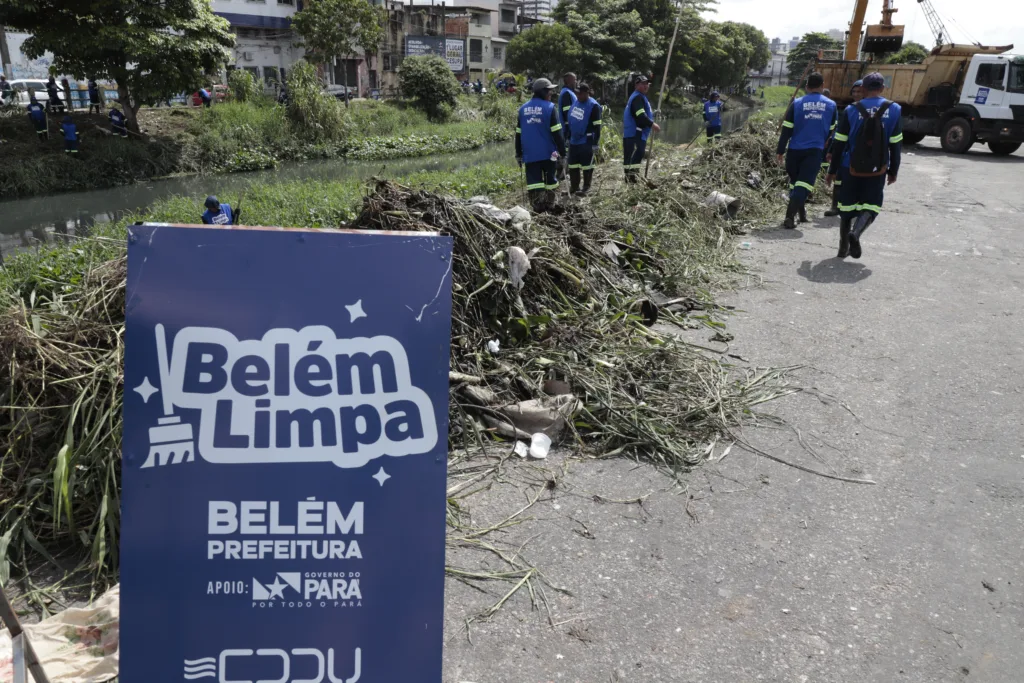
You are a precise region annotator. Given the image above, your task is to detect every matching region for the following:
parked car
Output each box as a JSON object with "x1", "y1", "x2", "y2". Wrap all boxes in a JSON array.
[
  {"x1": 325, "y1": 84, "x2": 358, "y2": 101},
  {"x1": 6, "y1": 79, "x2": 50, "y2": 107}
]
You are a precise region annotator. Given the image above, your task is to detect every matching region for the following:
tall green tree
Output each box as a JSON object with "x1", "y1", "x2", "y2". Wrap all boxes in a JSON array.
[
  {"x1": 886, "y1": 41, "x2": 929, "y2": 64},
  {"x1": 506, "y1": 24, "x2": 582, "y2": 77},
  {"x1": 0, "y1": 0, "x2": 234, "y2": 133},
  {"x1": 686, "y1": 21, "x2": 754, "y2": 91},
  {"x1": 551, "y1": 0, "x2": 663, "y2": 82},
  {"x1": 728, "y1": 22, "x2": 771, "y2": 72},
  {"x1": 787, "y1": 32, "x2": 843, "y2": 84},
  {"x1": 292, "y1": 0, "x2": 385, "y2": 108}
]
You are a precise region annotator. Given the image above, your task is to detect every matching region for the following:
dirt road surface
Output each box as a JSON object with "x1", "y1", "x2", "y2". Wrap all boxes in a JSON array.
[{"x1": 442, "y1": 140, "x2": 1024, "y2": 682}]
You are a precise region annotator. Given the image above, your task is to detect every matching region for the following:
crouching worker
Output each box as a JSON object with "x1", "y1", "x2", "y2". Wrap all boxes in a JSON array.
[
  {"x1": 566, "y1": 83, "x2": 602, "y2": 196},
  {"x1": 775, "y1": 72, "x2": 836, "y2": 228},
  {"x1": 109, "y1": 106, "x2": 128, "y2": 138},
  {"x1": 826, "y1": 72, "x2": 903, "y2": 259},
  {"x1": 201, "y1": 196, "x2": 234, "y2": 225},
  {"x1": 516, "y1": 78, "x2": 564, "y2": 212}
]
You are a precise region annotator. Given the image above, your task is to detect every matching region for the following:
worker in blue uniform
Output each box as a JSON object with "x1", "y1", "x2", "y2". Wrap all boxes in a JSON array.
[
  {"x1": 46, "y1": 76, "x2": 64, "y2": 113},
  {"x1": 27, "y1": 94, "x2": 48, "y2": 141},
  {"x1": 776, "y1": 72, "x2": 837, "y2": 228},
  {"x1": 88, "y1": 79, "x2": 104, "y2": 115},
  {"x1": 826, "y1": 72, "x2": 903, "y2": 259},
  {"x1": 824, "y1": 79, "x2": 866, "y2": 217},
  {"x1": 109, "y1": 106, "x2": 128, "y2": 137},
  {"x1": 565, "y1": 83, "x2": 602, "y2": 196},
  {"x1": 704, "y1": 91, "x2": 724, "y2": 141},
  {"x1": 516, "y1": 78, "x2": 565, "y2": 212},
  {"x1": 201, "y1": 196, "x2": 235, "y2": 225},
  {"x1": 60, "y1": 115, "x2": 79, "y2": 154},
  {"x1": 557, "y1": 73, "x2": 577, "y2": 181},
  {"x1": 622, "y1": 75, "x2": 659, "y2": 184}
]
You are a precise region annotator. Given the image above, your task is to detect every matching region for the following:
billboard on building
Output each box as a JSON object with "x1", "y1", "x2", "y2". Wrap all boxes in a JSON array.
[
  {"x1": 405, "y1": 36, "x2": 465, "y2": 72},
  {"x1": 120, "y1": 223, "x2": 454, "y2": 683}
]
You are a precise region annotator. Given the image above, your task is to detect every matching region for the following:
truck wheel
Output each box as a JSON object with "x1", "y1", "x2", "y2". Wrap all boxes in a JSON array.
[
  {"x1": 988, "y1": 141, "x2": 1021, "y2": 156},
  {"x1": 902, "y1": 132, "x2": 926, "y2": 145},
  {"x1": 941, "y1": 118, "x2": 973, "y2": 154}
]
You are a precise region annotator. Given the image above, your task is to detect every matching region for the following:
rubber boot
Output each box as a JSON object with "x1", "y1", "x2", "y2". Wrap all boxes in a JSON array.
[
  {"x1": 823, "y1": 185, "x2": 840, "y2": 217},
  {"x1": 569, "y1": 168, "x2": 581, "y2": 195},
  {"x1": 798, "y1": 203, "x2": 809, "y2": 223},
  {"x1": 783, "y1": 198, "x2": 799, "y2": 229},
  {"x1": 848, "y1": 211, "x2": 875, "y2": 260},
  {"x1": 837, "y1": 215, "x2": 852, "y2": 258},
  {"x1": 581, "y1": 169, "x2": 593, "y2": 195},
  {"x1": 528, "y1": 189, "x2": 545, "y2": 213}
]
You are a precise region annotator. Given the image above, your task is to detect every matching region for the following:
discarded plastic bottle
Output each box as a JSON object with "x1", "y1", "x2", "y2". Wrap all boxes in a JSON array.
[{"x1": 740, "y1": 242, "x2": 752, "y2": 250}]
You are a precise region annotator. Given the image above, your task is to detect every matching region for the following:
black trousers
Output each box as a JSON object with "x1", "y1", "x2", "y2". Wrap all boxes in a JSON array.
[
  {"x1": 623, "y1": 135, "x2": 646, "y2": 179},
  {"x1": 839, "y1": 172, "x2": 887, "y2": 216},
  {"x1": 524, "y1": 160, "x2": 557, "y2": 191},
  {"x1": 785, "y1": 148, "x2": 823, "y2": 203}
]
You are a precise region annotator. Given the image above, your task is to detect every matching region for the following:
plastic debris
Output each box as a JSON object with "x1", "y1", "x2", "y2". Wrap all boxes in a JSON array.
[
  {"x1": 467, "y1": 202, "x2": 512, "y2": 225},
  {"x1": 705, "y1": 191, "x2": 742, "y2": 219},
  {"x1": 746, "y1": 171, "x2": 762, "y2": 188},
  {"x1": 507, "y1": 206, "x2": 532, "y2": 227},
  {"x1": 487, "y1": 339, "x2": 500, "y2": 354},
  {"x1": 529, "y1": 433, "x2": 551, "y2": 459},
  {"x1": 740, "y1": 241, "x2": 753, "y2": 250},
  {"x1": 513, "y1": 441, "x2": 530, "y2": 458},
  {"x1": 508, "y1": 246, "x2": 531, "y2": 290},
  {"x1": 602, "y1": 241, "x2": 622, "y2": 261}
]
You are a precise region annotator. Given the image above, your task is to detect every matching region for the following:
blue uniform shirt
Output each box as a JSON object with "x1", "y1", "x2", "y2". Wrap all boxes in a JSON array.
[
  {"x1": 623, "y1": 91, "x2": 654, "y2": 141},
  {"x1": 110, "y1": 110, "x2": 126, "y2": 128},
  {"x1": 558, "y1": 87, "x2": 578, "y2": 129},
  {"x1": 28, "y1": 102, "x2": 45, "y2": 121},
  {"x1": 704, "y1": 100, "x2": 722, "y2": 128},
  {"x1": 517, "y1": 97, "x2": 561, "y2": 163},
  {"x1": 61, "y1": 121, "x2": 77, "y2": 141},
  {"x1": 781, "y1": 92, "x2": 837, "y2": 151},
  {"x1": 837, "y1": 96, "x2": 903, "y2": 169},
  {"x1": 202, "y1": 204, "x2": 234, "y2": 226},
  {"x1": 567, "y1": 98, "x2": 600, "y2": 146}
]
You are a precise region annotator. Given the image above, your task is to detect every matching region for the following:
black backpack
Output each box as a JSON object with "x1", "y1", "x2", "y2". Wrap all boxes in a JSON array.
[{"x1": 849, "y1": 101, "x2": 893, "y2": 177}]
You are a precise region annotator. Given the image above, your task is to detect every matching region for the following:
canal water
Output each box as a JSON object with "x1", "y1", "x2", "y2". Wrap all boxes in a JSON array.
[{"x1": 0, "y1": 107, "x2": 753, "y2": 255}]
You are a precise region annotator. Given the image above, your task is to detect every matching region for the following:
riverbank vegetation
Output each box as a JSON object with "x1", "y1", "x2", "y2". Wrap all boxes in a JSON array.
[{"x1": 0, "y1": 120, "x2": 795, "y2": 593}]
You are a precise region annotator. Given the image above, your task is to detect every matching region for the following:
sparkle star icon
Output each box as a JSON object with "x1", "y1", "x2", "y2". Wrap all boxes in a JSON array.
[
  {"x1": 266, "y1": 576, "x2": 289, "y2": 600},
  {"x1": 345, "y1": 299, "x2": 367, "y2": 323},
  {"x1": 372, "y1": 467, "x2": 391, "y2": 487},
  {"x1": 133, "y1": 377, "x2": 159, "y2": 403}
]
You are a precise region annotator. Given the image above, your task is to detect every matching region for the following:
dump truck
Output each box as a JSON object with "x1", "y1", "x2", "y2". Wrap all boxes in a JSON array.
[{"x1": 817, "y1": 44, "x2": 1024, "y2": 156}]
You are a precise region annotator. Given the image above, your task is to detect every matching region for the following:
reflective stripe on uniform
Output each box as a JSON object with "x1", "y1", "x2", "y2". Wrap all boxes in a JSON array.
[
  {"x1": 838, "y1": 202, "x2": 882, "y2": 213},
  {"x1": 593, "y1": 120, "x2": 603, "y2": 125},
  {"x1": 526, "y1": 182, "x2": 546, "y2": 190},
  {"x1": 833, "y1": 133, "x2": 849, "y2": 142},
  {"x1": 635, "y1": 109, "x2": 645, "y2": 117},
  {"x1": 545, "y1": 183, "x2": 559, "y2": 190},
  {"x1": 782, "y1": 121, "x2": 794, "y2": 128},
  {"x1": 551, "y1": 123, "x2": 562, "y2": 132},
  {"x1": 568, "y1": 164, "x2": 582, "y2": 169},
  {"x1": 833, "y1": 179, "x2": 842, "y2": 186},
  {"x1": 580, "y1": 164, "x2": 594, "y2": 170},
  {"x1": 516, "y1": 127, "x2": 521, "y2": 133},
  {"x1": 795, "y1": 181, "x2": 815, "y2": 192},
  {"x1": 623, "y1": 163, "x2": 642, "y2": 170},
  {"x1": 889, "y1": 133, "x2": 903, "y2": 143}
]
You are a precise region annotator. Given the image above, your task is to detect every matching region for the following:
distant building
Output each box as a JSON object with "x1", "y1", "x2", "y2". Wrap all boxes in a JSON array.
[
  {"x1": 827, "y1": 28, "x2": 845, "y2": 42},
  {"x1": 749, "y1": 50, "x2": 789, "y2": 89},
  {"x1": 520, "y1": 0, "x2": 553, "y2": 23},
  {"x1": 210, "y1": 0, "x2": 304, "y2": 91},
  {"x1": 788, "y1": 36, "x2": 801, "y2": 51},
  {"x1": 2, "y1": 31, "x2": 52, "y2": 79},
  {"x1": 770, "y1": 37, "x2": 789, "y2": 55}
]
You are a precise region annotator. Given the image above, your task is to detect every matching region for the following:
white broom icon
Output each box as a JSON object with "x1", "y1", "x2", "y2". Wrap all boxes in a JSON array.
[{"x1": 141, "y1": 323, "x2": 196, "y2": 468}]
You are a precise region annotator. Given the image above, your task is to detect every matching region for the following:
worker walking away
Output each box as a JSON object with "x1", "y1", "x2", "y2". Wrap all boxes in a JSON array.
[
  {"x1": 45, "y1": 76, "x2": 64, "y2": 113},
  {"x1": 88, "y1": 79, "x2": 104, "y2": 115},
  {"x1": 557, "y1": 73, "x2": 578, "y2": 180},
  {"x1": 704, "y1": 91, "x2": 724, "y2": 141},
  {"x1": 27, "y1": 94, "x2": 48, "y2": 141},
  {"x1": 622, "y1": 75, "x2": 659, "y2": 184},
  {"x1": 826, "y1": 72, "x2": 903, "y2": 259},
  {"x1": 109, "y1": 106, "x2": 128, "y2": 138},
  {"x1": 515, "y1": 78, "x2": 565, "y2": 212},
  {"x1": 566, "y1": 83, "x2": 602, "y2": 196},
  {"x1": 775, "y1": 72, "x2": 836, "y2": 228},
  {"x1": 60, "y1": 115, "x2": 79, "y2": 154},
  {"x1": 202, "y1": 196, "x2": 235, "y2": 225}
]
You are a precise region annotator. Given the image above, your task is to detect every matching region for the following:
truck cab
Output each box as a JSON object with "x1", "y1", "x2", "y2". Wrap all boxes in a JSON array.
[{"x1": 948, "y1": 54, "x2": 1024, "y2": 154}]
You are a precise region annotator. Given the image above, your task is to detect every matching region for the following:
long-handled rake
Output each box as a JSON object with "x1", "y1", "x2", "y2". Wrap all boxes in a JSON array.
[{"x1": 142, "y1": 323, "x2": 195, "y2": 468}]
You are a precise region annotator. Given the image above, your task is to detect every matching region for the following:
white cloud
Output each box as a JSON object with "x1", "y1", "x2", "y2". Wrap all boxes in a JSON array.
[{"x1": 704, "y1": 0, "x2": 1022, "y2": 51}]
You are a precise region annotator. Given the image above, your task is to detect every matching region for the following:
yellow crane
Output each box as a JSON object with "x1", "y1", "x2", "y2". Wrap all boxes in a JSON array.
[{"x1": 845, "y1": 0, "x2": 905, "y2": 60}]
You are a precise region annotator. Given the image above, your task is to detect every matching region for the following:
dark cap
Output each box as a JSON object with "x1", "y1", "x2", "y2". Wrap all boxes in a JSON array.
[
  {"x1": 205, "y1": 195, "x2": 220, "y2": 209},
  {"x1": 862, "y1": 72, "x2": 885, "y2": 90},
  {"x1": 852, "y1": 79, "x2": 864, "y2": 88},
  {"x1": 710, "y1": 90, "x2": 720, "y2": 98},
  {"x1": 634, "y1": 75, "x2": 650, "y2": 84},
  {"x1": 532, "y1": 77, "x2": 555, "y2": 93},
  {"x1": 578, "y1": 82, "x2": 591, "y2": 92}
]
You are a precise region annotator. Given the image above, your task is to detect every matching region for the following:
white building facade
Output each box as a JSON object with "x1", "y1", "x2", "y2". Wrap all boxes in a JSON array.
[{"x1": 210, "y1": 0, "x2": 303, "y2": 89}]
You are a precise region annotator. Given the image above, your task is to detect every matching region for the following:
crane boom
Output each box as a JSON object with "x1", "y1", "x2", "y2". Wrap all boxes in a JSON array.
[
  {"x1": 845, "y1": 0, "x2": 871, "y2": 60},
  {"x1": 916, "y1": 0, "x2": 949, "y2": 47}
]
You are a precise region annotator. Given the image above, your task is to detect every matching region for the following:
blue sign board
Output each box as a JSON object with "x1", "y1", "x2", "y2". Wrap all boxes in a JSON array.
[
  {"x1": 975, "y1": 87, "x2": 990, "y2": 105},
  {"x1": 121, "y1": 223, "x2": 453, "y2": 683}
]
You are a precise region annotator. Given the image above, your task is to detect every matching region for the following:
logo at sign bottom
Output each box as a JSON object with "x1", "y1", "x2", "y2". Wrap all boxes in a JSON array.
[{"x1": 184, "y1": 647, "x2": 362, "y2": 682}]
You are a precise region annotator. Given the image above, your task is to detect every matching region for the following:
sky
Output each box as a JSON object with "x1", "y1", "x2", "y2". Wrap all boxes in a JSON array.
[{"x1": 703, "y1": 0, "x2": 1023, "y2": 51}]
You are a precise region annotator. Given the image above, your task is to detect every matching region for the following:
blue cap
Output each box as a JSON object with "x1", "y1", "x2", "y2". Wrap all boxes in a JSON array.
[
  {"x1": 862, "y1": 72, "x2": 885, "y2": 89},
  {"x1": 205, "y1": 195, "x2": 219, "y2": 209},
  {"x1": 710, "y1": 90, "x2": 720, "y2": 98},
  {"x1": 853, "y1": 79, "x2": 864, "y2": 87}
]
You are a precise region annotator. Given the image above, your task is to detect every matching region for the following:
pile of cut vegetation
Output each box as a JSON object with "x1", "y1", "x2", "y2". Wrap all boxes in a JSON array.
[{"x1": 0, "y1": 121, "x2": 794, "y2": 592}]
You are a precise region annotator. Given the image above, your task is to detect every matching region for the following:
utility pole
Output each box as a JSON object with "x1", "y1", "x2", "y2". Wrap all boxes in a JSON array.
[{"x1": 0, "y1": 25, "x2": 14, "y2": 80}]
